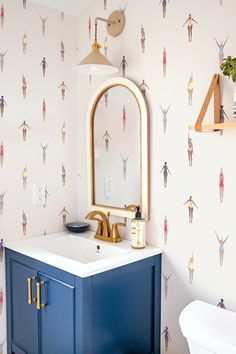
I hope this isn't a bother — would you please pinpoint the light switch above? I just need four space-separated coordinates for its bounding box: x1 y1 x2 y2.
33 183 46 206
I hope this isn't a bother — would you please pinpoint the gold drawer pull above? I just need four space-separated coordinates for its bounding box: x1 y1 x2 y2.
36 281 46 310
27 276 36 305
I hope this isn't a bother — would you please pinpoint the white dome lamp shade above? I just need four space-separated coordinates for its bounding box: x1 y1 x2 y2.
73 9 126 76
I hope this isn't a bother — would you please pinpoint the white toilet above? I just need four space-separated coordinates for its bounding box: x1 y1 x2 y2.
179 300 236 354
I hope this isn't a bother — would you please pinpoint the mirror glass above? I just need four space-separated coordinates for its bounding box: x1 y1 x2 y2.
93 85 140 209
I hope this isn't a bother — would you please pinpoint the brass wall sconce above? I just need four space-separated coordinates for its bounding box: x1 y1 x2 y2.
73 9 126 75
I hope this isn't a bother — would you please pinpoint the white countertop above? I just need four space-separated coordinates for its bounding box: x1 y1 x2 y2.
4 231 162 278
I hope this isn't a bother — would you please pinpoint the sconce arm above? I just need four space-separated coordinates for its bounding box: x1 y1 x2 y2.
94 17 115 42
93 10 125 40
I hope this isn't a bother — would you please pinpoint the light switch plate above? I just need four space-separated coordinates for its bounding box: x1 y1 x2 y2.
33 183 46 206
105 177 114 199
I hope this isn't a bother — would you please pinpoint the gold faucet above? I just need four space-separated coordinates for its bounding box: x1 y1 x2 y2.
85 210 125 243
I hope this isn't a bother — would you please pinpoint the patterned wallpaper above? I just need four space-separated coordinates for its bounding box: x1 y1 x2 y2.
1 0 236 353
0 0 78 349
76 0 236 353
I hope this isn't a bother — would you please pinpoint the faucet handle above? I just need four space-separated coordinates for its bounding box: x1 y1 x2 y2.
88 217 103 237
111 223 125 243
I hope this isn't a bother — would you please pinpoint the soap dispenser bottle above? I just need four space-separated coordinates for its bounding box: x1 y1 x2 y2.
131 206 146 249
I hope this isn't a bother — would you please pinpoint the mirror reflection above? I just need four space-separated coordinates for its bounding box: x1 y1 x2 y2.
93 85 140 209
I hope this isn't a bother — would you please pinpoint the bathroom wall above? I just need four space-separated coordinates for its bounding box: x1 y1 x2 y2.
76 0 236 353
0 0 78 348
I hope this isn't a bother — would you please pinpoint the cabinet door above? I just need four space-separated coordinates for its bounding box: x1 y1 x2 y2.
38 273 75 354
11 260 38 354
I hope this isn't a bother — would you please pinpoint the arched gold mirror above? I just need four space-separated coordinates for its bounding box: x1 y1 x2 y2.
87 77 149 220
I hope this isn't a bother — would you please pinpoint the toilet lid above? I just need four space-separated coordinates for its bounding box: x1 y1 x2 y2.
179 301 236 354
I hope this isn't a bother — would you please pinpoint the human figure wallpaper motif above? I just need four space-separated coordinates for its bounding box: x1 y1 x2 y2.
0 0 236 353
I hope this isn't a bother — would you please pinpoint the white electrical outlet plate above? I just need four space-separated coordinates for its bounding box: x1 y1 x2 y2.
33 183 46 206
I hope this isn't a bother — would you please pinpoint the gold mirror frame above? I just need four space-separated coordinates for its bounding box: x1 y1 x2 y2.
87 77 150 220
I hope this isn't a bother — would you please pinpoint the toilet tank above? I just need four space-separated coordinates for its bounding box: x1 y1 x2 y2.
179 301 236 354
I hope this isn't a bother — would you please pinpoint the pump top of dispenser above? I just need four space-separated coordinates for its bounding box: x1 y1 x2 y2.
135 206 142 219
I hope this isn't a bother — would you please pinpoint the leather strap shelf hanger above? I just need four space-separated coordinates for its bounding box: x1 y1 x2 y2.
189 73 236 132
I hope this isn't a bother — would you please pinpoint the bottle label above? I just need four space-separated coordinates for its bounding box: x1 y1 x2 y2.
131 221 146 248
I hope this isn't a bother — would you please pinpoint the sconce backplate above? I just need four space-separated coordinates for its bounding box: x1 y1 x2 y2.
107 10 125 37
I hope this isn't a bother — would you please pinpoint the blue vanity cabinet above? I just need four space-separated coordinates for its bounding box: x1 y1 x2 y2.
9 260 38 354
6 248 161 354
75 254 162 354
38 272 75 354
6 249 76 354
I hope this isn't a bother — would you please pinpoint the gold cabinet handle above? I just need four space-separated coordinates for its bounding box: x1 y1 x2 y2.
27 276 36 305
36 281 46 310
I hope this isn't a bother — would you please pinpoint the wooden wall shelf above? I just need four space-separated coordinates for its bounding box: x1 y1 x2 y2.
188 122 236 131
188 73 236 132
